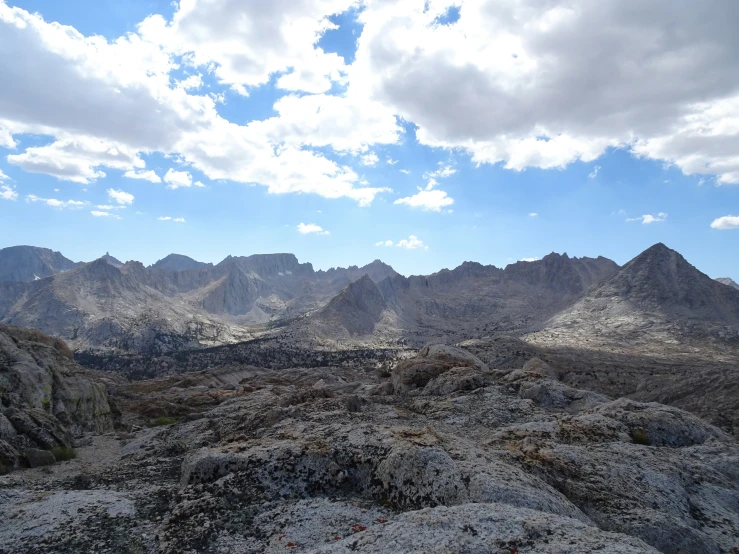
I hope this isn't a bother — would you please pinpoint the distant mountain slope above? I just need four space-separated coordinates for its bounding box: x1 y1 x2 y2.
526 243 739 354
1 259 252 354
0 245 79 282
150 254 213 272
372 253 619 345
717 277 739 290
315 275 389 336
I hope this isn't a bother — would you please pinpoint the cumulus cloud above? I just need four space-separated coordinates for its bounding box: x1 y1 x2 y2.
297 222 329 235
375 240 394 246
710 215 739 229
396 235 427 250
529 212 538 217
353 1 739 183
400 169 411 174
360 152 379 166
157 216 185 222
589 165 601 179
519 257 541 262
138 0 354 95
394 187 454 212
25 194 88 209
163 168 193 189
627 212 668 224
124 169 161 183
5 0 739 219
107 188 134 205
1 184 17 200
424 165 456 179
91 210 121 219
0 3 397 206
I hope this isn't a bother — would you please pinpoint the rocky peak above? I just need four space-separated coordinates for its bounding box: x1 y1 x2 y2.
0 245 79 282
591 243 739 319
716 277 739 290
100 252 123 267
149 254 212 272
219 253 314 279
504 252 619 294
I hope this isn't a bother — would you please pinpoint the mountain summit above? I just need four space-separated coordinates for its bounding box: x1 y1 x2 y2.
0 245 78 282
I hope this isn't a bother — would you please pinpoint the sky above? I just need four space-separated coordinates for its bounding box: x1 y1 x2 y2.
0 0 738 279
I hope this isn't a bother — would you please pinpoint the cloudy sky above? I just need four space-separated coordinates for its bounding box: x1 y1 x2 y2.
0 0 738 277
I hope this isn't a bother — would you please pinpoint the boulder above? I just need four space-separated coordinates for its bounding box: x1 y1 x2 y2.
392 344 487 394
25 448 55 468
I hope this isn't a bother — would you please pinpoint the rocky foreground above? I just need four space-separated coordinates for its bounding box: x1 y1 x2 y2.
1 332 738 553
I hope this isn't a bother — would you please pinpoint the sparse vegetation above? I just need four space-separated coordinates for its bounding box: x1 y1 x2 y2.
147 416 178 427
51 446 77 461
630 428 651 446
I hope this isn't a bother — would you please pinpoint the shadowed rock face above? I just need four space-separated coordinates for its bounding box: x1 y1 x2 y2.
0 246 79 282
0 325 114 469
318 275 388 336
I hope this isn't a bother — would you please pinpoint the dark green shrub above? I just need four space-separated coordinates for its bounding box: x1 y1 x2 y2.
51 447 77 462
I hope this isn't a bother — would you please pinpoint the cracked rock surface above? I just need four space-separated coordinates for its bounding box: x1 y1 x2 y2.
1 342 738 553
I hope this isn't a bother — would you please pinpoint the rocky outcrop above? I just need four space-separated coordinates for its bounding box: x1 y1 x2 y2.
392 343 488 394
1 344 737 553
0 325 115 470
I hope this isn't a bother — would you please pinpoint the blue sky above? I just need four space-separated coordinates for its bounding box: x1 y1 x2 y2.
0 0 738 278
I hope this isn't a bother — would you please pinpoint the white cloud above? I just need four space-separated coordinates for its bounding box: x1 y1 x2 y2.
400 169 411 174
0 169 9 181
95 204 125 210
710 215 739 229
387 158 397 165
297 222 329 235
394 188 454 212
107 188 134 205
0 4 396 206
424 165 456 179
91 210 121 219
25 194 87 209
6 0 739 217
124 169 161 183
194 180 206 188
352 1 739 183
396 235 427 250
519 257 541 262
529 212 538 217
360 152 379 166
375 240 394 247
1 184 17 200
163 168 193 189
589 165 601 179
138 0 355 95
627 212 668 224
157 216 186 222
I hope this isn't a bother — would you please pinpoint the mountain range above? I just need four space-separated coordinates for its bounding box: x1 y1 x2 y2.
0 245 629 354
